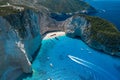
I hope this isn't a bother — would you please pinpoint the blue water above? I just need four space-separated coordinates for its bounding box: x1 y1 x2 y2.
22 33 120 80
20 1 120 79
85 0 120 30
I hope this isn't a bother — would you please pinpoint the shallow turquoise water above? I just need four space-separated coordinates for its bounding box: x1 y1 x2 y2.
23 35 120 80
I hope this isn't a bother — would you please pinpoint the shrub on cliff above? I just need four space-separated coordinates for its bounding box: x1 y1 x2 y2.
85 15 120 53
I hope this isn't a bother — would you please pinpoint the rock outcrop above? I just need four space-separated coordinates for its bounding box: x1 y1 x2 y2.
3 0 96 21
39 12 64 36
1 1 120 80
36 0 96 21
0 3 66 79
0 8 41 79
63 15 120 56
64 15 90 39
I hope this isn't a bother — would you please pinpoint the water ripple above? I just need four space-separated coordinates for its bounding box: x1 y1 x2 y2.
68 55 118 80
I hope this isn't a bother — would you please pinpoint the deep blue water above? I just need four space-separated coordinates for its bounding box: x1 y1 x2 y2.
21 1 120 80
51 1 120 30
22 32 120 80
85 0 120 30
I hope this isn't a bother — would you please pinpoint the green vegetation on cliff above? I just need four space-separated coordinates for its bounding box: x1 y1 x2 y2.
0 2 21 15
0 2 37 16
83 15 120 52
0 6 20 16
37 0 96 13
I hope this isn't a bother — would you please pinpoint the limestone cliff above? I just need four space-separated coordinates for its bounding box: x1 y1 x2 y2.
1 1 119 80
0 6 41 79
2 0 96 21
39 12 64 36
0 3 64 79
37 0 96 21
64 15 120 56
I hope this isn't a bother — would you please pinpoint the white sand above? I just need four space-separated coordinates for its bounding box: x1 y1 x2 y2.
26 31 120 80
43 32 65 40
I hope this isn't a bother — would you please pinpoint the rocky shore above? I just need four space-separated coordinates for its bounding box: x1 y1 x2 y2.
63 15 120 56
0 0 120 80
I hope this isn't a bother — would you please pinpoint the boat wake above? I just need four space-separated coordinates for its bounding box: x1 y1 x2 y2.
68 55 117 80
99 9 106 13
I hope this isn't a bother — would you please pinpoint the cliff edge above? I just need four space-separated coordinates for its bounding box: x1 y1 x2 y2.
64 15 120 56
0 4 41 80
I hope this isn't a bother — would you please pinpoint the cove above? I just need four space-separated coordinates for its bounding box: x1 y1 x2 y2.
21 32 120 80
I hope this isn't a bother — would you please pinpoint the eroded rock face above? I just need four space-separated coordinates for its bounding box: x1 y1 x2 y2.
0 9 41 79
64 16 90 40
0 4 65 79
63 15 120 56
0 2 119 80
39 12 64 36
64 16 101 51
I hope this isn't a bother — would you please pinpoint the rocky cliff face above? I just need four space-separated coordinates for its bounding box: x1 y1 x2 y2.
39 12 64 36
0 2 66 79
0 9 41 80
2 0 96 21
37 0 96 21
1 1 120 80
64 16 90 39
63 15 120 56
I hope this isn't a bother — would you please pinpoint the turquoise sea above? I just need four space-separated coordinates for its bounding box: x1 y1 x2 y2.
21 32 120 80
21 1 120 80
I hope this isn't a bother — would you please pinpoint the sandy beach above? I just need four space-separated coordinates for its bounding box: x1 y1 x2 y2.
43 32 65 40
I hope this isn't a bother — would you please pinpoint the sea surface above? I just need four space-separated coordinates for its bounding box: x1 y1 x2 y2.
20 1 120 80
21 32 120 80
85 0 120 30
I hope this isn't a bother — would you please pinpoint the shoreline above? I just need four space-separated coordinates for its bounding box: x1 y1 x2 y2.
43 31 65 40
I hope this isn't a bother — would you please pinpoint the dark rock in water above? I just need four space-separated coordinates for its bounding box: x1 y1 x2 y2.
55 37 59 40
